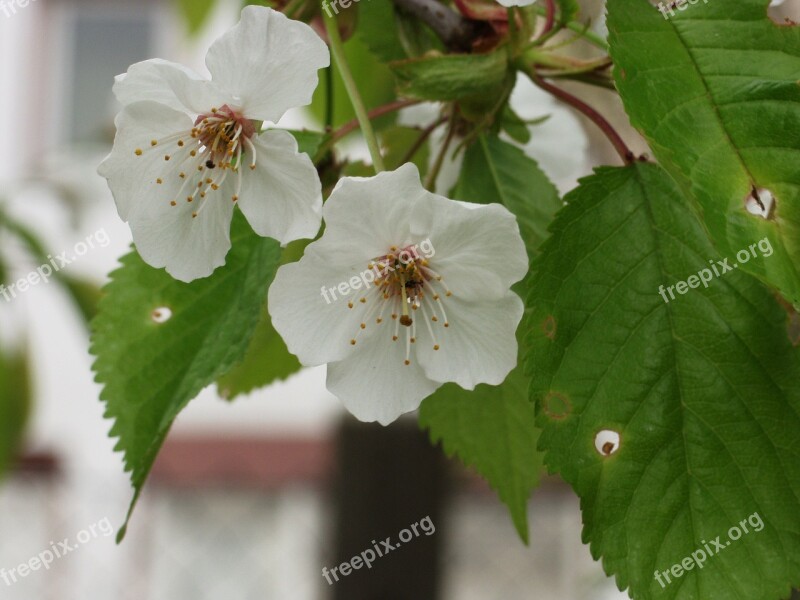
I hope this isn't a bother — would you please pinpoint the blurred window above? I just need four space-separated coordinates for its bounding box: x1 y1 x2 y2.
55 5 159 144
68 13 152 143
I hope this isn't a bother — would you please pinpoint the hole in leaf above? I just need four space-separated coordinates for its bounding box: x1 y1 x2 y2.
767 0 796 26
745 187 775 219
595 430 620 456
543 392 571 420
151 307 172 324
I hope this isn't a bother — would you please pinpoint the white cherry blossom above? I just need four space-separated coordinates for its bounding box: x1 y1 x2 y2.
98 7 329 282
268 164 528 425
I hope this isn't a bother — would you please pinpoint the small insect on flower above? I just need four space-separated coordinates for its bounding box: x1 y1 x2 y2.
268 164 529 425
98 7 329 282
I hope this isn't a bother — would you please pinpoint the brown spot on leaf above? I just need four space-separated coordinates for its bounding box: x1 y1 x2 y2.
543 392 572 420
542 315 557 340
775 293 800 346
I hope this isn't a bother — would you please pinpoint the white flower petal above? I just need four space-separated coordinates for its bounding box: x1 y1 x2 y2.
412 197 528 300
113 59 232 115
314 164 427 267
205 7 329 123
129 181 236 283
238 130 322 245
98 101 237 281
268 255 382 366
495 0 536 5
266 163 528 425
99 101 194 222
327 331 441 425
416 292 523 389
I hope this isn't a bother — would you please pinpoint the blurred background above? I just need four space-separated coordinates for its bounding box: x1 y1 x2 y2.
0 0 796 599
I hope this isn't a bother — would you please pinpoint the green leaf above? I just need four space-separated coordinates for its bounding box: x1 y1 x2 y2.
554 0 579 24
390 49 510 102
0 348 31 478
418 134 559 542
176 0 217 35
608 0 800 304
526 163 800 600
310 35 397 129
381 125 431 174
91 212 280 541
454 135 561 261
285 129 326 158
500 106 532 145
395 10 446 58
241 0 276 8
420 368 542 543
217 307 301 401
341 160 376 178
356 0 406 62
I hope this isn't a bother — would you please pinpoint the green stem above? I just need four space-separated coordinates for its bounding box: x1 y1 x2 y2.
522 48 605 71
507 7 519 47
325 65 335 131
284 0 307 18
548 71 617 91
531 5 608 51
322 10 386 173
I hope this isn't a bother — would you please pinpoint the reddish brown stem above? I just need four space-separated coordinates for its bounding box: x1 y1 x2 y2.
398 116 448 167
330 99 420 144
541 0 556 38
528 70 634 165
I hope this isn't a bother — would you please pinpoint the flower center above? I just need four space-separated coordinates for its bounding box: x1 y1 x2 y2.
133 104 259 219
192 105 257 168
348 244 452 366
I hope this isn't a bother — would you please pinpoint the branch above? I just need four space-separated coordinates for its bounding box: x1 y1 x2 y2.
390 0 483 52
